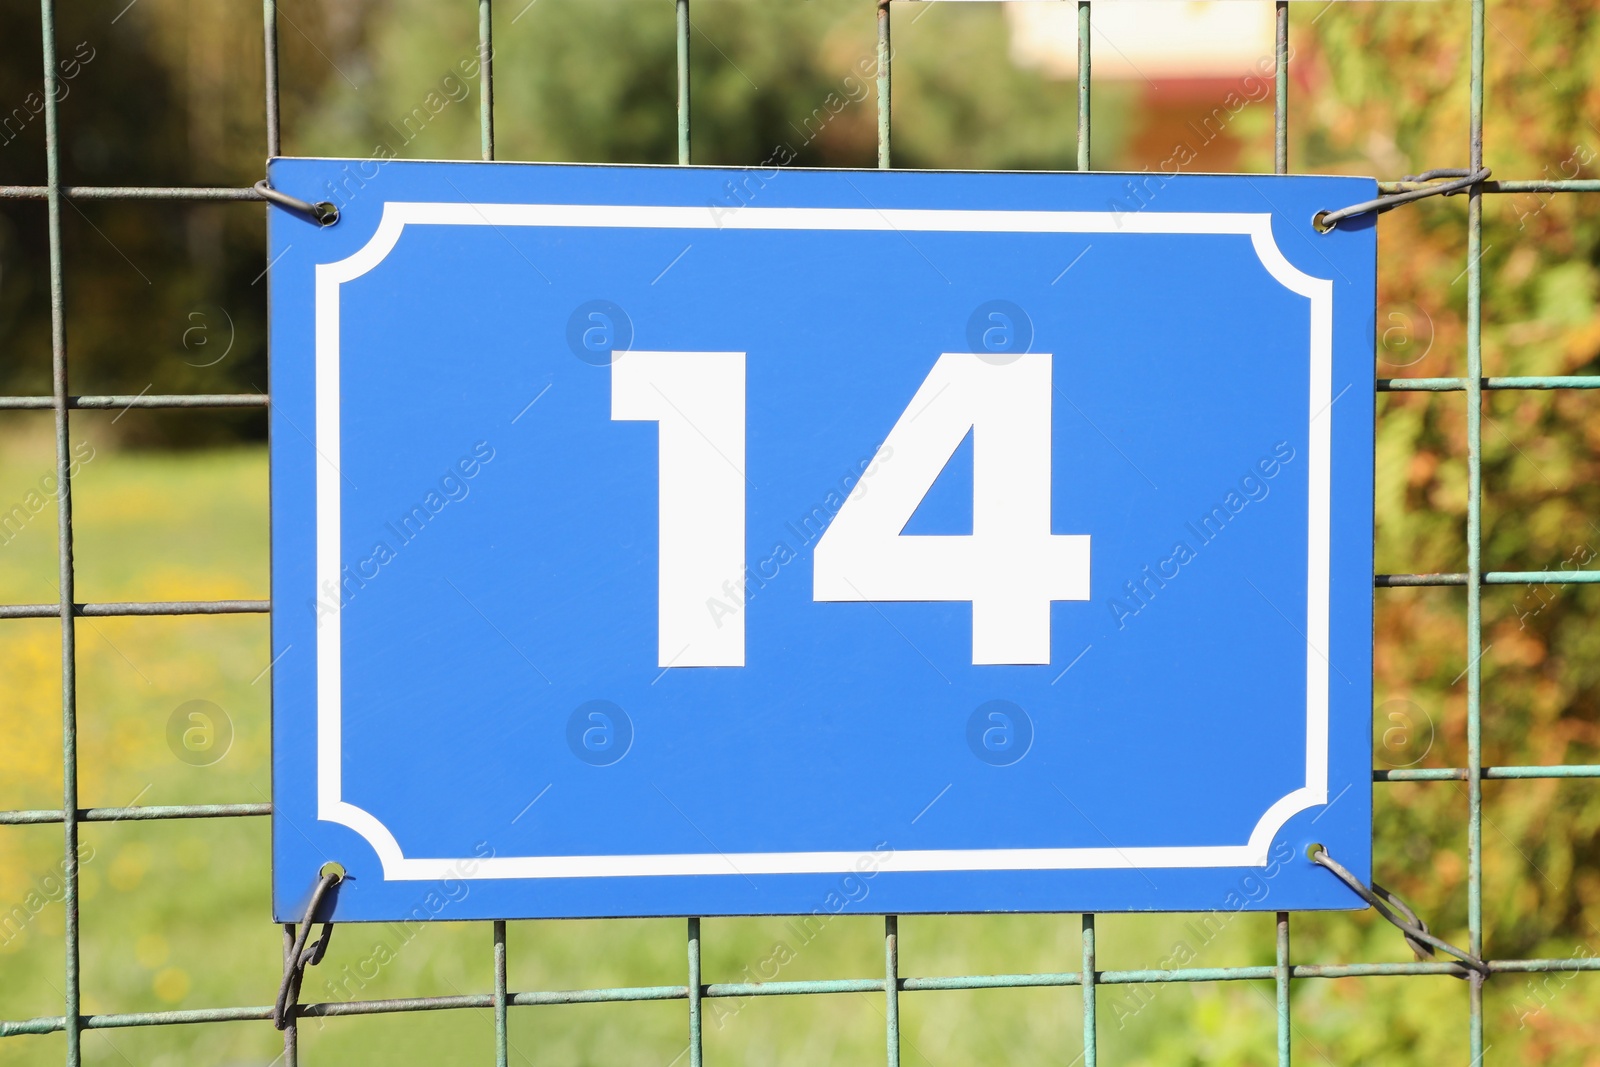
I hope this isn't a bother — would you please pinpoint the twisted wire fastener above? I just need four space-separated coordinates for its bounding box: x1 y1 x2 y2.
1313 167 1491 233
1310 845 1488 979
273 862 345 1030
254 179 339 227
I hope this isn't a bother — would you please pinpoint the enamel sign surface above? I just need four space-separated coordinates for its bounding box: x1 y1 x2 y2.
266 159 1375 920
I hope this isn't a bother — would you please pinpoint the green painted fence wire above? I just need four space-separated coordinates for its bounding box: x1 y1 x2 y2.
0 1 1596 1065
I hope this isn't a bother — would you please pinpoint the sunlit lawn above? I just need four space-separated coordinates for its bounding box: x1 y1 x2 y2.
0 427 1581 1066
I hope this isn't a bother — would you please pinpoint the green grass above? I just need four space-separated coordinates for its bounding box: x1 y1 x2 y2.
0 433 1591 1066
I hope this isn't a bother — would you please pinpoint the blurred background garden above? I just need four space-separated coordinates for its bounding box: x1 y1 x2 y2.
2 0 1600 1063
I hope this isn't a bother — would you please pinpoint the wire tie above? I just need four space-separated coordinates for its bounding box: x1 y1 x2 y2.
1309 845 1489 979
273 862 346 1030
1313 166 1490 233
254 178 340 227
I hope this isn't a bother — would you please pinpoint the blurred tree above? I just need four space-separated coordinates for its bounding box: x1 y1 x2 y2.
294 0 1119 170
0 0 374 444
1252 3 1600 1061
0 0 1120 446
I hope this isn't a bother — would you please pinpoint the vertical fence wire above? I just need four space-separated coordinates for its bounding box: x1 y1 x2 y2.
1465 0 1488 1060
874 8 895 1058
687 918 703 1067
282 925 299 1067
1274 16 1290 1062
884 916 901 1067
493 921 508 1067
676 10 697 1061
481 6 503 1057
876 0 891 169
676 0 691 165
263 3 289 1062
1081 914 1097 1067
1274 1 1288 175
479 0 495 161
1076 1 1091 171
263 0 280 156
1276 912 1291 1066
36 0 81 1064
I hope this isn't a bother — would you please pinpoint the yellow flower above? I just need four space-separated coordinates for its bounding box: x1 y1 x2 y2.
152 966 190 1004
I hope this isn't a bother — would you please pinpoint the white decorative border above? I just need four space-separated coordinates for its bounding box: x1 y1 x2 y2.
313 202 1333 880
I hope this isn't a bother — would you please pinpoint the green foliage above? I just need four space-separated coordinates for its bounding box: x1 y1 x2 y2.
1299 1 1600 1060
3 0 1600 1062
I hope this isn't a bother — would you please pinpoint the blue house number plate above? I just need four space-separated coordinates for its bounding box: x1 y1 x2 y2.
266 158 1376 920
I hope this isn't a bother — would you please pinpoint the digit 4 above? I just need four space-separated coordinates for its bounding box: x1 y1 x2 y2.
814 352 1090 665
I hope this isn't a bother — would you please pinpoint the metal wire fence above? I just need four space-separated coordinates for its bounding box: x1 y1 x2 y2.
2 0 1599 1064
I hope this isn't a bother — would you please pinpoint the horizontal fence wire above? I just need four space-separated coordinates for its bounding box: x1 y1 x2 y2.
0 804 272 826
0 601 270 619
0 0 1594 1064
1377 572 1600 586
1379 376 1600 390
0 186 265 200
7 956 1600 1039
1 181 1594 203
0 395 267 409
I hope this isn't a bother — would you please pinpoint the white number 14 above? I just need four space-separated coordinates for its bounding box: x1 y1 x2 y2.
612 350 1090 668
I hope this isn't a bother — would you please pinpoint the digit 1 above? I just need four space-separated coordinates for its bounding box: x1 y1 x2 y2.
611 351 747 668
